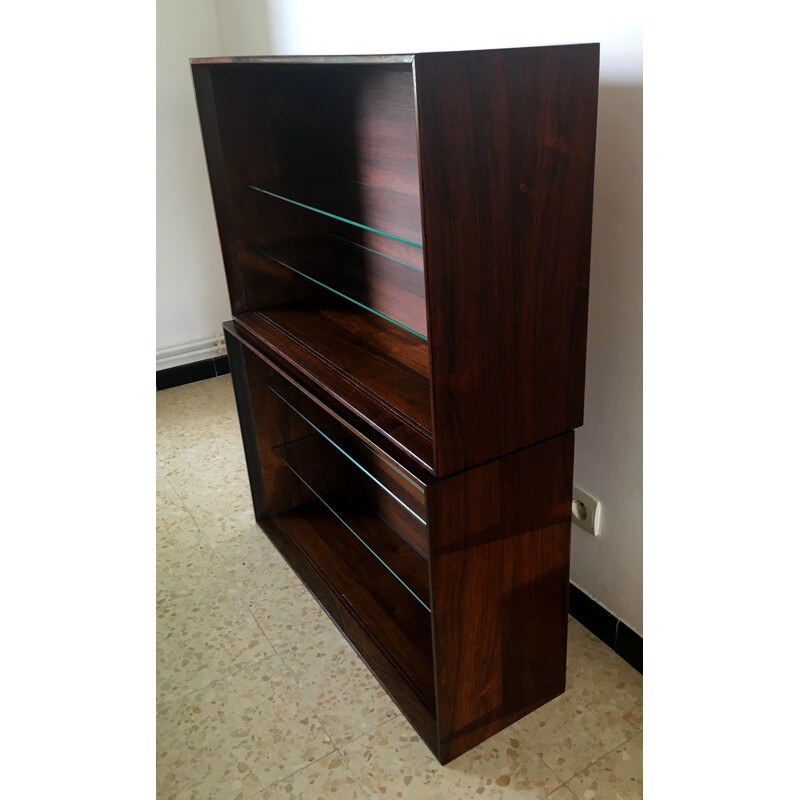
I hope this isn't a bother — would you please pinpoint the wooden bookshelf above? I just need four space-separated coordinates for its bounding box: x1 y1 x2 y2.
193 45 599 763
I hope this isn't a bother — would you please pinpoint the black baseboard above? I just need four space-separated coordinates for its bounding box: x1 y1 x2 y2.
569 584 642 674
156 355 230 391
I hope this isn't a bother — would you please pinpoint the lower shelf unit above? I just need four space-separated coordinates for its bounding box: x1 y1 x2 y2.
224 320 575 764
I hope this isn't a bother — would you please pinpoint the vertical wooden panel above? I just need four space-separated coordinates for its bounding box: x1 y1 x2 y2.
193 66 247 314
224 327 269 517
427 432 574 762
415 45 599 475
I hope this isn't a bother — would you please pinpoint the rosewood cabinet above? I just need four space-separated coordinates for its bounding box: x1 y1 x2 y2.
192 44 599 763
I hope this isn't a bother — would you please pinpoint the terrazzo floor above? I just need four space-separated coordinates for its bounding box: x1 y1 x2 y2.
156 375 643 800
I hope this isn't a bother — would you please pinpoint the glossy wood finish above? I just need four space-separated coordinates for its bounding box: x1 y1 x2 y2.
427 431 574 762
224 319 434 478
198 47 599 764
231 309 434 470
416 45 599 474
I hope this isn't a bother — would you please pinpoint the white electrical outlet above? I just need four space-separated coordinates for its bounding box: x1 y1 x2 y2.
572 486 600 536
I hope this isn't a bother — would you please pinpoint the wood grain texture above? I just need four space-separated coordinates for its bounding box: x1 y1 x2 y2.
225 318 435 477
230 310 435 471
426 431 575 762
415 45 599 475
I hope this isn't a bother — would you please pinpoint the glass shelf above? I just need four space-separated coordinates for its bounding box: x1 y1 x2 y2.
274 434 431 610
266 378 427 526
248 177 423 248
255 235 427 340
272 498 435 708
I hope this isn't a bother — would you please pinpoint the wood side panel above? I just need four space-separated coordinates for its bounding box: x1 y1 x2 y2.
415 45 599 475
224 329 269 517
426 432 574 763
193 67 247 314
225 322 318 514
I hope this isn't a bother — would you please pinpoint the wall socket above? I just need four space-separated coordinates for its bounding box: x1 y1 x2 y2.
572 486 600 536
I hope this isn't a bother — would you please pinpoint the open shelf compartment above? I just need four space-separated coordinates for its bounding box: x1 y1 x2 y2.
233 346 436 718
266 376 428 532
267 498 437 734
254 234 426 339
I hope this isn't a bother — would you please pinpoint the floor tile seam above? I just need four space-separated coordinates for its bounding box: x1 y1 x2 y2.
544 784 577 799
156 654 280 715
339 743 373 799
329 708 402 753
244 744 348 800
259 645 345 759
271 632 405 751
507 719 622 787
505 733 565 789
164 474 198 522
336 714 401 756
156 609 278 667
558 726 643 786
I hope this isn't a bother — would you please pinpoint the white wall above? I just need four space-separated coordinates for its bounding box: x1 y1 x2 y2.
157 0 231 362
172 0 644 634
213 0 270 54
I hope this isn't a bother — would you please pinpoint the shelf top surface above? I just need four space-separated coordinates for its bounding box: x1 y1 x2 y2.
191 54 415 65
190 44 599 66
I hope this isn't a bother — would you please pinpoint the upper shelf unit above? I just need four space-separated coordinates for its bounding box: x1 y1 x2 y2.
192 46 600 476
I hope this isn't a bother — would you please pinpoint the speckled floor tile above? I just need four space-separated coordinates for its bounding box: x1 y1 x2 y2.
201 375 237 416
202 509 286 575
233 559 335 653
157 580 275 705
168 462 253 527
282 622 398 748
567 733 642 800
157 533 229 591
157 381 643 800
258 753 369 799
157 657 335 799
157 385 223 433
157 425 245 478
512 620 642 783
342 715 561 799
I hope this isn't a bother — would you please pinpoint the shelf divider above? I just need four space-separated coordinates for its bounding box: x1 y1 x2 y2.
255 235 427 339
274 434 431 608
249 177 423 248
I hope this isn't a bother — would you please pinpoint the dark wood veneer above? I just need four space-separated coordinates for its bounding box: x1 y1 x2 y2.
416 45 599 474
196 46 599 763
